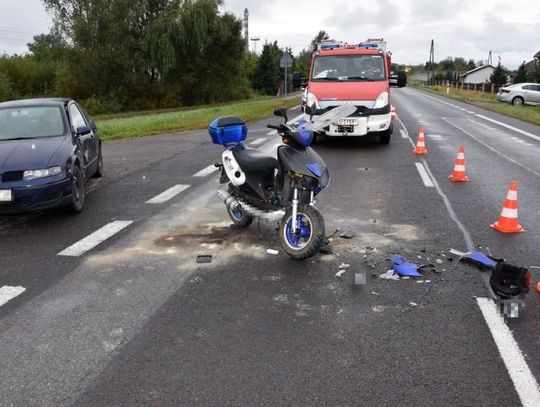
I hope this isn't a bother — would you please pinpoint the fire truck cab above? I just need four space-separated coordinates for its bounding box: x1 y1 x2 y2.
303 38 393 144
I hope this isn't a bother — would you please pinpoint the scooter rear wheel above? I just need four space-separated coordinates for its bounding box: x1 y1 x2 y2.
227 203 253 228
280 206 325 260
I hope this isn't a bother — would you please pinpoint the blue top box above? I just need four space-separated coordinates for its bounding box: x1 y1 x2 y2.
208 116 247 145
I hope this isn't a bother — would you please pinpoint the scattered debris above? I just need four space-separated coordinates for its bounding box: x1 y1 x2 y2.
449 248 467 257
339 263 350 269
436 259 444 264
370 219 377 224
266 249 279 255
354 271 367 285
490 262 531 298
383 232 398 237
196 255 212 264
460 251 498 270
335 269 347 278
416 280 431 284
392 254 422 277
319 243 334 255
371 291 380 295
447 257 454 262
326 228 340 240
379 270 400 280
339 231 357 239
530 266 540 270
409 302 418 307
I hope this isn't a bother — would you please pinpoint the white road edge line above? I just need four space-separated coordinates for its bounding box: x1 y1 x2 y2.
442 117 540 179
146 184 190 204
398 116 475 252
58 221 134 257
415 162 435 188
477 298 540 407
193 164 218 177
0 286 26 307
419 91 540 142
399 129 408 139
475 114 540 142
249 138 266 146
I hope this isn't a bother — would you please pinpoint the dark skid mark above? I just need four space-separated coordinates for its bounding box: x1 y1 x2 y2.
154 225 244 247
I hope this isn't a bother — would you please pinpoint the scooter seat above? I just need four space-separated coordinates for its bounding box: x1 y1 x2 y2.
233 148 279 172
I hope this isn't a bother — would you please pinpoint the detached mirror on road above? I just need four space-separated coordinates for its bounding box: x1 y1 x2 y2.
76 126 91 136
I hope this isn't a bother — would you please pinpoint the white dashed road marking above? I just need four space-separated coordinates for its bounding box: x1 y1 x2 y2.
193 164 218 177
146 184 190 204
58 221 134 257
0 286 26 307
477 298 540 407
249 138 266 146
400 129 408 139
415 162 435 188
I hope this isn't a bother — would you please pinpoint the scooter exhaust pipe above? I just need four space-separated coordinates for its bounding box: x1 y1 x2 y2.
217 189 285 222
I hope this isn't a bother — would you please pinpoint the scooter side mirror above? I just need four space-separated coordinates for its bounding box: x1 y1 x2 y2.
305 103 316 121
274 107 289 123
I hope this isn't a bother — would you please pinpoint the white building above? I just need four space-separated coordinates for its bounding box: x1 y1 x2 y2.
460 65 495 84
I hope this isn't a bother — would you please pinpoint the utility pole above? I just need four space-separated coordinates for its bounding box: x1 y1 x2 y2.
428 39 435 85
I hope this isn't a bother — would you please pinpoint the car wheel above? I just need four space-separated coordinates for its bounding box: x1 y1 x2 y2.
93 146 104 178
511 96 524 105
70 165 85 213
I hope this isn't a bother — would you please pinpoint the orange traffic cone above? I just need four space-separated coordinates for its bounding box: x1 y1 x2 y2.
449 146 469 182
413 128 427 154
391 105 398 121
536 281 540 294
490 181 525 233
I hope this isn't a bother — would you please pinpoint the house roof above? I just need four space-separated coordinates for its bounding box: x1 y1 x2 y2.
535 50 540 59
460 64 495 77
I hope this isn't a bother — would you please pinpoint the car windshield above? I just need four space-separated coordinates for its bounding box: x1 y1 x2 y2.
0 106 65 141
311 55 386 81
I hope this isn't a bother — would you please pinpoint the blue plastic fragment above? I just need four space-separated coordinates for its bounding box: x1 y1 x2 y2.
391 254 422 277
461 252 497 269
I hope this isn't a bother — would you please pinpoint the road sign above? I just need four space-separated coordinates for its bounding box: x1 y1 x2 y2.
280 53 293 68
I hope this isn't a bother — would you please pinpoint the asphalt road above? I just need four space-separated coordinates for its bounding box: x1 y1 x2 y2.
1 88 539 406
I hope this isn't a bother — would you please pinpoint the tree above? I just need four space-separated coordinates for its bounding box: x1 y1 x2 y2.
514 62 528 83
490 62 507 87
467 59 476 70
310 30 329 53
252 42 280 95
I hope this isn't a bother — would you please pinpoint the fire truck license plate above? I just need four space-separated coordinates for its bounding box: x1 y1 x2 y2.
337 118 358 126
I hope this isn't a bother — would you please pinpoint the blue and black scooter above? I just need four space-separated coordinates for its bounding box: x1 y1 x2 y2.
209 104 355 260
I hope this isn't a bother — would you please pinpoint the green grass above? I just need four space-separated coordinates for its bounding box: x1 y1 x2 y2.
410 83 540 126
96 96 300 141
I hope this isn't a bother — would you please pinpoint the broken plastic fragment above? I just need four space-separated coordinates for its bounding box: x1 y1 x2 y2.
449 248 467 257
391 254 422 277
339 231 356 239
266 249 279 255
379 270 400 280
335 269 347 278
339 263 350 269
461 251 497 269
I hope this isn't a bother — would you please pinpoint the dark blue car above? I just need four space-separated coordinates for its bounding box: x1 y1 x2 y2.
0 98 103 214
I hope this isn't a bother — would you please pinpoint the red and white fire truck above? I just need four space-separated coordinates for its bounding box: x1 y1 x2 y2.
301 38 393 144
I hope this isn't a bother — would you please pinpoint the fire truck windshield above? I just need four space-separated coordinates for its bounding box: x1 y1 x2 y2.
311 55 386 81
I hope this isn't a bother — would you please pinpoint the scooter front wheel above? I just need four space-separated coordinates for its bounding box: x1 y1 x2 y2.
227 202 253 228
280 206 325 260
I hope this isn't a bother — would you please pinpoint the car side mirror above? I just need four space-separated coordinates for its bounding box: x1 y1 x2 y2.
273 107 289 122
76 126 91 136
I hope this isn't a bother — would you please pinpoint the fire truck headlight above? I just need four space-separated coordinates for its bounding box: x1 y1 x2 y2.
374 91 389 109
306 93 320 109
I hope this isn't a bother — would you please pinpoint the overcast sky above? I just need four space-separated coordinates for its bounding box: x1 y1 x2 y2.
1 0 539 69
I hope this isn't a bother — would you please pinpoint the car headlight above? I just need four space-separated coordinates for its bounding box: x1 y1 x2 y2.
374 91 389 109
306 93 320 109
23 166 62 180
